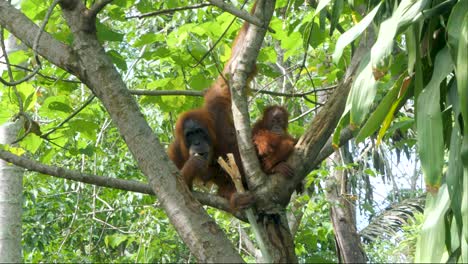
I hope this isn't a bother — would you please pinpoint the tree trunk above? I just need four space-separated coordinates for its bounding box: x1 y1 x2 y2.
326 150 367 263
0 120 24 262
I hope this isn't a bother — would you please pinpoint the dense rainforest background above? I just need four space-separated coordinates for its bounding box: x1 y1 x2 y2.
0 0 466 262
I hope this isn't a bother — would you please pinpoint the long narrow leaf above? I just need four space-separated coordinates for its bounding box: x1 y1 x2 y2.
332 2 382 63
376 76 411 145
417 47 452 191
330 0 344 36
355 74 403 142
456 15 468 163
405 24 418 74
371 0 428 66
314 0 332 16
446 0 468 63
346 52 377 126
462 163 468 263
332 111 349 148
415 185 450 262
446 81 463 245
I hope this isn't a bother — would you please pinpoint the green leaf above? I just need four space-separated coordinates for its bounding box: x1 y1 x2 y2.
281 32 303 60
333 2 381 63
189 73 213 90
104 234 128 249
332 111 349 148
405 24 417 74
96 22 124 42
416 47 452 191
42 96 73 114
16 83 36 111
329 0 344 36
304 22 327 49
107 50 127 71
20 133 42 154
276 0 288 9
69 119 99 141
133 33 162 47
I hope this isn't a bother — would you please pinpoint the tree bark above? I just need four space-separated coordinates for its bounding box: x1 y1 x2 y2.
326 150 367 263
0 120 23 263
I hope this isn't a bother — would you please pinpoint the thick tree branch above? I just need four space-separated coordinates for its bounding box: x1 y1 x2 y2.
23 0 244 261
0 1 79 75
0 148 247 221
228 0 275 191
225 1 298 262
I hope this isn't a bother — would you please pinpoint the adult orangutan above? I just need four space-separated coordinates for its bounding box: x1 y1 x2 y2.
167 2 258 210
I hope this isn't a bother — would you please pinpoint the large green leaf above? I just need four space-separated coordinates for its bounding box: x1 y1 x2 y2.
371 0 429 67
415 184 450 263
456 20 468 260
446 82 463 248
346 0 428 127
446 0 468 63
416 47 452 191
329 0 344 36
456 14 468 167
376 75 411 145
462 164 468 263
404 23 420 75
332 2 382 63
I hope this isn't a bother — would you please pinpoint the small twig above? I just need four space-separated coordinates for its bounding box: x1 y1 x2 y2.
189 15 238 68
41 95 96 139
0 148 245 219
217 154 272 263
253 86 336 98
289 105 321 123
126 3 212 19
189 0 249 69
293 20 314 86
208 0 274 32
0 27 23 112
0 61 80 83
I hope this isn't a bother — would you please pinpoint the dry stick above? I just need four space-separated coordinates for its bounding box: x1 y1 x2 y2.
217 154 272 263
